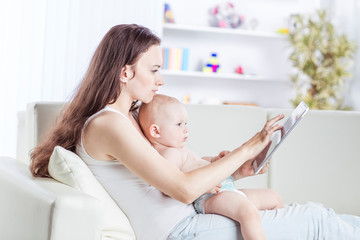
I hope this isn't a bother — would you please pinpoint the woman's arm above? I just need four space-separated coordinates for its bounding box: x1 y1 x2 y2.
88 111 284 204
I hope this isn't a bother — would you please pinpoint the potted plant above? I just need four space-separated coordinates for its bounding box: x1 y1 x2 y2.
288 10 356 110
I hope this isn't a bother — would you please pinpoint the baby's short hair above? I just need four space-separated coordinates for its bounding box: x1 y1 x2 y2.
138 94 180 132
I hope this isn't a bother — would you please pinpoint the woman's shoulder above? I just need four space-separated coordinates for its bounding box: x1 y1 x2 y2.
85 109 134 141
89 109 131 129
83 109 141 160
91 111 136 143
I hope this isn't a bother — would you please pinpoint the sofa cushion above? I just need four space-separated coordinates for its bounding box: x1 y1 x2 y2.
48 146 136 240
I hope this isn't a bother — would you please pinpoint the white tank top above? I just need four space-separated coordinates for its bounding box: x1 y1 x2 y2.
76 106 195 240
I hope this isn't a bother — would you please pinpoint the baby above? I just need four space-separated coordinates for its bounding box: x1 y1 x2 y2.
138 94 284 240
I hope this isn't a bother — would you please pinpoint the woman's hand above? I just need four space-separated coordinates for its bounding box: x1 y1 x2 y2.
242 114 284 159
237 143 271 176
235 153 272 179
232 114 284 180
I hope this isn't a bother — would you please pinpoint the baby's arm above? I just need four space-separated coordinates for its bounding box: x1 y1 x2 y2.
161 147 221 194
202 150 230 163
159 147 210 173
182 149 223 194
181 148 211 173
159 147 186 170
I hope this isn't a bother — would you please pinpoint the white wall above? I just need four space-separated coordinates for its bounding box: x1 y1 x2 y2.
0 0 162 158
1 0 359 158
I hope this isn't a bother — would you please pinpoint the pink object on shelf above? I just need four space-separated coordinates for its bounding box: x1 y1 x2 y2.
235 66 243 74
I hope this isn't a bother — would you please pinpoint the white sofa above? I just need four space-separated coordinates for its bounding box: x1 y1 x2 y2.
1 102 360 240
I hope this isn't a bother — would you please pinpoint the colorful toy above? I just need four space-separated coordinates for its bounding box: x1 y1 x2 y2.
209 2 244 29
276 28 289 34
164 3 175 23
203 53 220 73
183 94 190 104
235 65 244 74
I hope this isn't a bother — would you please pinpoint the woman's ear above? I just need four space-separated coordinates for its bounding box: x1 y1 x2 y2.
120 65 134 83
149 124 160 138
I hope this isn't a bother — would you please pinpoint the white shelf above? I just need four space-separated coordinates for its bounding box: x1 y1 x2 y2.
163 23 286 39
161 70 290 84
161 19 292 107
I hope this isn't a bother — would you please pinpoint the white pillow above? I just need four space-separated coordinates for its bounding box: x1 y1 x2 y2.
48 146 136 240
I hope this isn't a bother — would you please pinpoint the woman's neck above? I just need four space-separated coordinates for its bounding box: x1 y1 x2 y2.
108 92 134 116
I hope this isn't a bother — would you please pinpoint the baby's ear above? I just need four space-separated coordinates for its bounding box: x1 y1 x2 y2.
149 124 160 138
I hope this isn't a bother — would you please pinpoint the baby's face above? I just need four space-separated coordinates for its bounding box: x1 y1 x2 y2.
158 103 188 148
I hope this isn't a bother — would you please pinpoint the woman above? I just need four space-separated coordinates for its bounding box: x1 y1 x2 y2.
30 24 360 240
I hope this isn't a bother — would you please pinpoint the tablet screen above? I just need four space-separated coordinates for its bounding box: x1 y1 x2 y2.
253 101 309 174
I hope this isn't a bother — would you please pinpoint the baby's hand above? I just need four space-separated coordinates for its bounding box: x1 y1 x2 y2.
208 183 222 194
211 150 230 162
217 150 230 158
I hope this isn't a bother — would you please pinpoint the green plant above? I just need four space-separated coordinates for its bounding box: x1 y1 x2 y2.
288 10 356 110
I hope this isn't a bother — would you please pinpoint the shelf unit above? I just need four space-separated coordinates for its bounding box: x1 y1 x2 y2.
160 22 293 108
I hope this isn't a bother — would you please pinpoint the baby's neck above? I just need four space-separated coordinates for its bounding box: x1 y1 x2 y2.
150 141 183 153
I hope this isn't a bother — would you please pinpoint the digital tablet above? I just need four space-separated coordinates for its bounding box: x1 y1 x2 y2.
253 101 309 174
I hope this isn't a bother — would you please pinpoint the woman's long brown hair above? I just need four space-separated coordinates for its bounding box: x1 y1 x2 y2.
30 24 160 177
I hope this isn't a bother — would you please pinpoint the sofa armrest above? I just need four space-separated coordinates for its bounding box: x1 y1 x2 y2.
25 102 65 165
0 157 104 240
16 111 28 165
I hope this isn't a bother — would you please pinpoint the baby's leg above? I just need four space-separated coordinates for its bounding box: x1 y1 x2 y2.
204 191 265 240
241 189 284 210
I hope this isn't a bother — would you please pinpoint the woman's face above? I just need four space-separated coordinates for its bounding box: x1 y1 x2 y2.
127 45 164 103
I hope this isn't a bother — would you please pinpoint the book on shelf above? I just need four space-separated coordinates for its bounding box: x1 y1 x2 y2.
162 47 189 71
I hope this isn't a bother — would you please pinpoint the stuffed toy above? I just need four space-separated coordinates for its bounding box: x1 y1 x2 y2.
209 2 243 28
